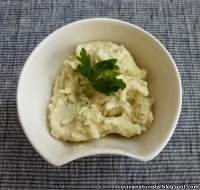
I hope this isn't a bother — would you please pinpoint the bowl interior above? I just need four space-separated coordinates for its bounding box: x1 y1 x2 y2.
17 19 181 166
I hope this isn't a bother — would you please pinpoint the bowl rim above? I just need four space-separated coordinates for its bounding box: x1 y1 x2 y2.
17 18 182 166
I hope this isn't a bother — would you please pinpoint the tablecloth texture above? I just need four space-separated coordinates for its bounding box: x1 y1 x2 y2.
0 0 200 189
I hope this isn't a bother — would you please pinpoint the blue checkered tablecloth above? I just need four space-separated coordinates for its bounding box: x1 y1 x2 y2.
0 0 200 189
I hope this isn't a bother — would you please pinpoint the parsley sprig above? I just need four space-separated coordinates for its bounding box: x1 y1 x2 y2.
75 48 126 95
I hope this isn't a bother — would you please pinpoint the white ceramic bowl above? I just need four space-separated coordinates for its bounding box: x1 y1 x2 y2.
17 18 182 166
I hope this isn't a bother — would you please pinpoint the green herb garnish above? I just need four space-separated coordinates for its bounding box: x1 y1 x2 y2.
75 48 126 95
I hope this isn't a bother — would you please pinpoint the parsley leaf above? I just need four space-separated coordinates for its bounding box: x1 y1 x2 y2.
76 48 92 80
75 48 126 95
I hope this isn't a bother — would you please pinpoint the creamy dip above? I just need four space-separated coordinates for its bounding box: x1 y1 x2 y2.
48 41 153 142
